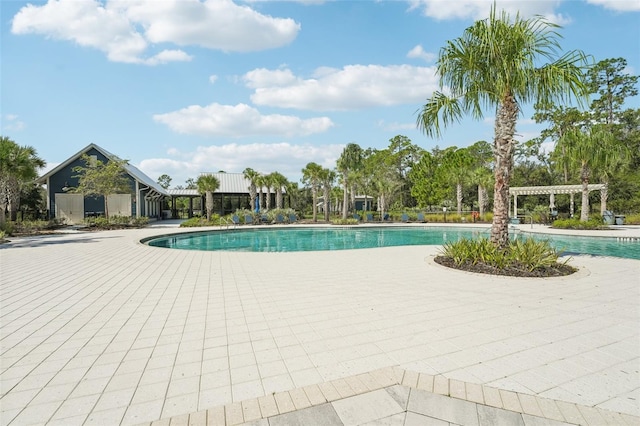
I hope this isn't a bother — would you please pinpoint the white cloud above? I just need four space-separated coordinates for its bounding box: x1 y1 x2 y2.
586 0 640 12
209 75 218 84
408 0 571 24
376 120 417 132
153 103 334 137
407 45 436 63
137 142 344 185
144 50 193 66
3 114 26 131
125 0 300 52
245 64 439 111
11 0 300 64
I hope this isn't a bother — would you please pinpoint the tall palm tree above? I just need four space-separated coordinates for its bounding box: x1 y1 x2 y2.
0 137 45 224
559 125 625 221
440 148 473 215
301 162 323 222
243 167 260 212
196 174 220 221
417 5 589 248
337 143 363 219
472 167 494 217
263 173 274 211
255 174 266 212
318 168 335 221
269 171 288 209
285 181 300 210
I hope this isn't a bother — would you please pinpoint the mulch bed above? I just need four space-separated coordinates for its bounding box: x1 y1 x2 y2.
434 256 577 277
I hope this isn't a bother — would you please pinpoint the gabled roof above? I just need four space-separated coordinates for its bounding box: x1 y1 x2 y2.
38 143 168 196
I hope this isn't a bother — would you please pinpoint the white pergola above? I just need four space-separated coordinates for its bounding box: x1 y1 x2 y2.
509 184 607 217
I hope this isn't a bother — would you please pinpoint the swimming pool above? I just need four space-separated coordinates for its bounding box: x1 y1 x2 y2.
145 227 640 259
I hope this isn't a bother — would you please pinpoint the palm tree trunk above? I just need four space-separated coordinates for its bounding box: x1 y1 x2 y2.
206 191 213 220
491 96 518 249
324 187 330 221
350 185 356 213
600 182 608 215
342 180 348 219
266 188 271 210
312 189 318 222
580 165 590 222
457 183 463 216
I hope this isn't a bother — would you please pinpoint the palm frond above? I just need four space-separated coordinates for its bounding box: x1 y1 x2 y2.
416 92 464 138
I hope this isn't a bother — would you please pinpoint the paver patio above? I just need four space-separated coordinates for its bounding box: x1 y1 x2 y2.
1 223 638 425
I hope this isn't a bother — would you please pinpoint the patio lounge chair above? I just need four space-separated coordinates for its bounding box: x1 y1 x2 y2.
366 213 374 222
353 213 361 221
417 213 425 222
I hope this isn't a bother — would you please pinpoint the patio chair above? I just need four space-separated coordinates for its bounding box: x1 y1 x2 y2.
366 213 374 222
288 214 297 224
275 214 285 224
244 214 254 225
231 214 240 225
401 213 409 223
417 213 426 223
353 213 361 221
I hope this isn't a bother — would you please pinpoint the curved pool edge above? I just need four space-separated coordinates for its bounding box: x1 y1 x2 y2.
140 224 640 259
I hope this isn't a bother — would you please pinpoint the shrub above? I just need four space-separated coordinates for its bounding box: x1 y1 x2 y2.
331 218 359 225
624 213 640 225
130 217 149 227
180 214 221 227
440 236 569 274
84 215 151 229
552 217 606 230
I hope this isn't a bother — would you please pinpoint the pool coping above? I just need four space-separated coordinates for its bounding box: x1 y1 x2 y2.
139 367 640 426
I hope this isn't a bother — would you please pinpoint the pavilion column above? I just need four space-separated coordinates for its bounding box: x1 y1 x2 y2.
135 181 141 217
570 193 575 217
188 197 193 218
513 194 518 218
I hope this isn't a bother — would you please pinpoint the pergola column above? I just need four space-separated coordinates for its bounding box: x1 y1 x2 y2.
513 194 518 218
570 193 575 217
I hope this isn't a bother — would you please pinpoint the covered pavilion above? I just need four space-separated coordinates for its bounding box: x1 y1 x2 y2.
509 184 607 218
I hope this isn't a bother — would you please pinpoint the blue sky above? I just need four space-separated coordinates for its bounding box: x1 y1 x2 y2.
2 0 639 187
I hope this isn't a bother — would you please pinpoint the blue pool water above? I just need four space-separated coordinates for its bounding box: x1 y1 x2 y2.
145 227 640 259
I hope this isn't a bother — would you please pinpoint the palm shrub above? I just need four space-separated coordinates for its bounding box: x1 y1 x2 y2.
440 236 571 275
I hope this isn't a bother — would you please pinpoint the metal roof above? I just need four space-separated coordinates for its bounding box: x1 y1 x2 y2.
38 143 168 196
166 173 286 196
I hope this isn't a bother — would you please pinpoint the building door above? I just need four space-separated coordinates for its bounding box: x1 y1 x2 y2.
106 194 132 217
55 193 84 224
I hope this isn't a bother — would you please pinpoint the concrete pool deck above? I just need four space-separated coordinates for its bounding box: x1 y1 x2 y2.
1 222 638 425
